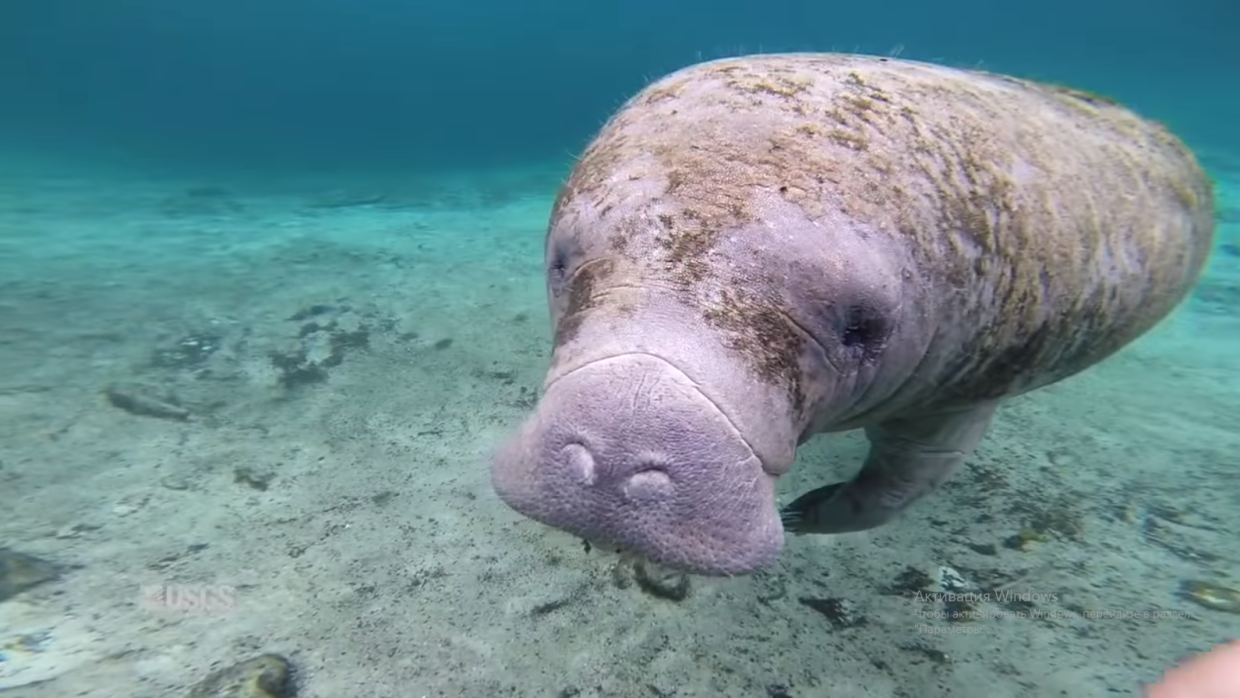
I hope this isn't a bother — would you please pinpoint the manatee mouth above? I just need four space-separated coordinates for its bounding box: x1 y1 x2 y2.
491 353 783 576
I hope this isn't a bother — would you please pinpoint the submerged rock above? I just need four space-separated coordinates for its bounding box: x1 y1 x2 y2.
104 383 191 421
609 552 691 601
187 653 295 698
1178 580 1240 614
0 548 60 603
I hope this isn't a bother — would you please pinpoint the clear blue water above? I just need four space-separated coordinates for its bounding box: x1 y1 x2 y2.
0 2 1236 697
2 0 1236 172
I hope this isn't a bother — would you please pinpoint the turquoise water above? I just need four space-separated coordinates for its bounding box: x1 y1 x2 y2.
0 2 1237 697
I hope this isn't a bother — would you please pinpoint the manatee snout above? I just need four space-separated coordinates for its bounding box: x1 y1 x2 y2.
491 353 783 576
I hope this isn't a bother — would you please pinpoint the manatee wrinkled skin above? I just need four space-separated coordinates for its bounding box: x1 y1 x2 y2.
491 53 1215 576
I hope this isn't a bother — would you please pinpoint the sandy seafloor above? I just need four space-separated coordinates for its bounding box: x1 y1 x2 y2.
0 151 1237 698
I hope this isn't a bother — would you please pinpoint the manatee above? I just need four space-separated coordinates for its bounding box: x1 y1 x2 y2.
490 53 1215 576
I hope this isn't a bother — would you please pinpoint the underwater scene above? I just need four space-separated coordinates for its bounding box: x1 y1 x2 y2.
0 1 1237 697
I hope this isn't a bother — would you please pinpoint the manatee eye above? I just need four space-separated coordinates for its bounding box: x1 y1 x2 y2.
548 248 570 297
840 304 888 350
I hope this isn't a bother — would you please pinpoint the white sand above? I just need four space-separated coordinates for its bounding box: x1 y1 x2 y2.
0 156 1237 698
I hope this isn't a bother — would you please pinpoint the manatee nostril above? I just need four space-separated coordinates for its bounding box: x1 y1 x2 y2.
559 443 596 485
624 469 674 503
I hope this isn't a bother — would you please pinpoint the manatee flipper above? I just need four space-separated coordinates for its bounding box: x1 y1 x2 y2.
781 402 999 534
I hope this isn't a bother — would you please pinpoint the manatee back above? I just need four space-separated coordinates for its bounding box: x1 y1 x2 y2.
566 53 1215 410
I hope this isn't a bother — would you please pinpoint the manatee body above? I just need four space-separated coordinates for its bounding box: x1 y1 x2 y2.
491 53 1215 576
